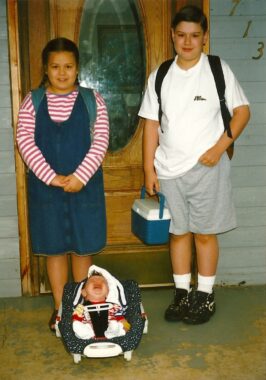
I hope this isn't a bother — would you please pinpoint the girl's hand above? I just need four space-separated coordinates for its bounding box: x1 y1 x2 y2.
62 174 84 193
198 145 223 167
50 175 67 187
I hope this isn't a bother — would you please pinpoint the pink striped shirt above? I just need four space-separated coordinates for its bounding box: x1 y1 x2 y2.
17 89 109 185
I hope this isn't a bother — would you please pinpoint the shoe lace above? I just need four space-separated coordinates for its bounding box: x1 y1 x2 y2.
189 291 211 313
173 289 188 306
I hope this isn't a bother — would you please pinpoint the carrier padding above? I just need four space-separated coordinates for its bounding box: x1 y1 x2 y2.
58 279 145 354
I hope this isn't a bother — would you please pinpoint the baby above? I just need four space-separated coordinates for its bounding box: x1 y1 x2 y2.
72 265 130 340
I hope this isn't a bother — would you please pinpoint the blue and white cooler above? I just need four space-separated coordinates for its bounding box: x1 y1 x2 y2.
131 187 171 245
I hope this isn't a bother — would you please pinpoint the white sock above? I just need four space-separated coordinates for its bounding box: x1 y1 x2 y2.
173 273 191 292
197 273 216 294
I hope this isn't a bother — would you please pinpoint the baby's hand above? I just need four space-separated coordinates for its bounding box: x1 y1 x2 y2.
73 304 85 317
120 318 131 332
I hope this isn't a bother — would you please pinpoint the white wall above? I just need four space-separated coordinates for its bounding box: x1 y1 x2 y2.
0 0 21 297
210 0 266 285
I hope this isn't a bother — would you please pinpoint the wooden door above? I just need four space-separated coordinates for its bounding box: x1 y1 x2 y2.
8 0 208 295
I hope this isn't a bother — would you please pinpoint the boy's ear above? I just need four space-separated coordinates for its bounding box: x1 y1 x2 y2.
203 31 209 46
171 27 175 41
81 288 87 297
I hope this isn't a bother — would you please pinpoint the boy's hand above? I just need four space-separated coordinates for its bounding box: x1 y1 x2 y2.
144 170 160 195
62 174 84 193
198 145 223 167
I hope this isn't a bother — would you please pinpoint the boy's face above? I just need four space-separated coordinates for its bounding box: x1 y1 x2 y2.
171 21 208 69
81 275 109 303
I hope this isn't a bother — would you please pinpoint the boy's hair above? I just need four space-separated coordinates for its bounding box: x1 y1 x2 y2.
39 37 79 87
171 5 208 33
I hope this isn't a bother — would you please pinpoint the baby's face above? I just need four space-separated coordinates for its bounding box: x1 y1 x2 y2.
82 275 109 302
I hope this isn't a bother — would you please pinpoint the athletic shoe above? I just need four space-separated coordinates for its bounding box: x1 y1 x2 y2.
164 288 190 322
183 290 216 325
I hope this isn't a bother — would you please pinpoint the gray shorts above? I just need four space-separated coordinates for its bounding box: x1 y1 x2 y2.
159 153 237 235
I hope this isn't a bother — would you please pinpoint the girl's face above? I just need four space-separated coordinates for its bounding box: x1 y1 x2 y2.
46 51 78 94
171 21 208 69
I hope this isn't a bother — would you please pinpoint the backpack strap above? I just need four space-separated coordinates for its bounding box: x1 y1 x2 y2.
207 55 232 139
31 87 46 115
208 55 234 159
155 59 174 126
78 86 97 128
31 86 97 139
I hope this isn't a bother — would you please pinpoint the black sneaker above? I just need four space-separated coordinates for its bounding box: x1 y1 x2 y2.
164 288 190 322
183 290 216 325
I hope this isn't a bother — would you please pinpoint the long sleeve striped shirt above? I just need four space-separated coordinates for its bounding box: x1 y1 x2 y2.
17 90 109 186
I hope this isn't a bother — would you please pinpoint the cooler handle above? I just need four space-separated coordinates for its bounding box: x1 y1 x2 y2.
140 186 166 219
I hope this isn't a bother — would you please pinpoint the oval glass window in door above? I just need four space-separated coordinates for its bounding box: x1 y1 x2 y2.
79 0 145 152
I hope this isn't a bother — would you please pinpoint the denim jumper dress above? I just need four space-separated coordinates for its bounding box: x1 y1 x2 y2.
28 92 106 255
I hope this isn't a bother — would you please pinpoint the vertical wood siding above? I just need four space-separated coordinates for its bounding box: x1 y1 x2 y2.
0 0 21 297
210 0 266 284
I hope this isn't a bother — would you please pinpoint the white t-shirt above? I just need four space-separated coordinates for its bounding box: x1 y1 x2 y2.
138 53 249 179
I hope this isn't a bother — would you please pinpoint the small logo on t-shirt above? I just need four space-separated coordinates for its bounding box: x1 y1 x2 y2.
194 96 206 101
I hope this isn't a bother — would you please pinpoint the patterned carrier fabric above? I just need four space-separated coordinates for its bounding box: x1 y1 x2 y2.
58 280 145 354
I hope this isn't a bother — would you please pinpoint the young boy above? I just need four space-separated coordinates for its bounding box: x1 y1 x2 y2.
138 5 250 324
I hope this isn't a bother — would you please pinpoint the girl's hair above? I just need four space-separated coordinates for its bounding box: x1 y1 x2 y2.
39 37 79 87
171 5 208 33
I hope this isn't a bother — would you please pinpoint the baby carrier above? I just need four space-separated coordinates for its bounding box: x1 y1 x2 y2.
55 271 148 363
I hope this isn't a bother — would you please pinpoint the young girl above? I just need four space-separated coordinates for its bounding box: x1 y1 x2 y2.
17 38 109 332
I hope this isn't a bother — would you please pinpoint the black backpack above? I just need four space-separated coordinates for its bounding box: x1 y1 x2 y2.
155 55 234 159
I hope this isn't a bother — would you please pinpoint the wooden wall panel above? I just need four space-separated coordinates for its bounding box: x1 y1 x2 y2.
104 167 143 191
0 279 21 297
27 0 50 89
218 247 266 285
0 196 18 217
49 0 84 41
232 166 266 187
237 124 266 146
233 187 266 208
211 0 266 285
232 146 266 166
105 192 142 244
0 108 11 126
211 39 266 60
0 151 15 173
210 0 266 16
0 238 19 259
0 129 13 150
0 217 19 238
7 0 31 296
0 174 17 195
0 0 21 292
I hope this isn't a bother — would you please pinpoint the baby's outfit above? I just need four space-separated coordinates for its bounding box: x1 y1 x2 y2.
72 265 128 340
